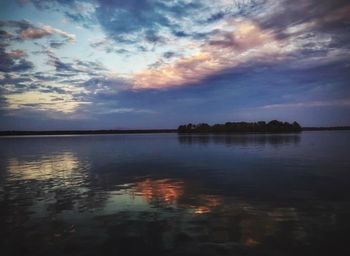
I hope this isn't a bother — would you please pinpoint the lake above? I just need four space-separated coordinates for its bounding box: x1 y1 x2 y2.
0 132 349 256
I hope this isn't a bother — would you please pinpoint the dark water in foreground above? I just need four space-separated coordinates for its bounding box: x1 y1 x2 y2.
0 132 349 256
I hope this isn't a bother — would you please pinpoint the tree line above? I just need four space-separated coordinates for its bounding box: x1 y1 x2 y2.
178 120 302 133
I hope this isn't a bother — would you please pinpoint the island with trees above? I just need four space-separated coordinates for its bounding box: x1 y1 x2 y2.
178 120 302 133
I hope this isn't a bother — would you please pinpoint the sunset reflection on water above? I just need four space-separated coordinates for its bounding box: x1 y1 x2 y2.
0 133 349 256
128 178 222 215
131 178 184 205
7 152 81 182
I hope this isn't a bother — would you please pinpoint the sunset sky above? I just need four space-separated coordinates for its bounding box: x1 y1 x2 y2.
0 0 349 130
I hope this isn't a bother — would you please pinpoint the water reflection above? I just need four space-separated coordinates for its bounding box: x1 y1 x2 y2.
187 194 222 214
7 152 81 183
96 178 307 254
128 178 222 214
131 179 184 206
0 133 349 256
178 133 301 146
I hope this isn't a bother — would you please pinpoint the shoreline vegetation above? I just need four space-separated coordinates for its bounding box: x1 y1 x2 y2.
0 121 349 136
178 120 302 133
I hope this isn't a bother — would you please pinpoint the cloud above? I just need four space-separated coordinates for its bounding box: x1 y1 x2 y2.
49 40 66 49
133 20 284 88
0 29 15 41
47 53 77 72
7 50 27 58
0 20 75 42
5 91 90 113
163 51 177 59
0 46 34 72
261 99 350 109
0 73 32 87
21 25 75 41
125 0 350 89
18 0 97 27
91 0 207 48
63 11 96 29
94 0 168 37
2 0 349 128
89 38 130 54
43 50 107 76
75 60 107 72
81 76 130 94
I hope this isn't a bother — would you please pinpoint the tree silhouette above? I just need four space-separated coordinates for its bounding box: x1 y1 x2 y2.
178 120 302 133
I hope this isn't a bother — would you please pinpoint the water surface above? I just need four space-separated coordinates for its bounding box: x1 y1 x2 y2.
1 132 350 255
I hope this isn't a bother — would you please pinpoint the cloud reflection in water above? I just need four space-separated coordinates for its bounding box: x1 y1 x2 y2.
0 133 349 255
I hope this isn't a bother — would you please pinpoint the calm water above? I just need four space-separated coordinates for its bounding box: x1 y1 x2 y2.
0 132 350 256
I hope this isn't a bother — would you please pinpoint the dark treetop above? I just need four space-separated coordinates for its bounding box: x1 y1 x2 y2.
178 120 302 133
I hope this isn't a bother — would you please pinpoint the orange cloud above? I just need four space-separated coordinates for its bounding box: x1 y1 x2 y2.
20 25 76 41
133 20 283 89
7 50 26 58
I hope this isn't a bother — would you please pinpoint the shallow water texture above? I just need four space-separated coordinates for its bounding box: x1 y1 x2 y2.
1 132 350 256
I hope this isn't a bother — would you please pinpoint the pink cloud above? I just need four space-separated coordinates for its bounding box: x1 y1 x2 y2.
133 20 284 89
20 25 75 41
7 50 27 58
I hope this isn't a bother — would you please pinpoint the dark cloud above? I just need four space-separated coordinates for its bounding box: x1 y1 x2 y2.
18 0 198 40
257 0 350 39
93 0 201 43
75 60 106 71
0 19 75 42
0 46 34 72
231 0 267 17
0 19 32 30
95 14 167 43
54 72 77 77
0 73 32 86
17 0 80 10
18 0 350 49
89 39 130 54
163 51 176 59
32 72 59 81
208 31 236 48
170 30 212 40
49 40 65 48
144 30 167 45
0 72 68 95
171 30 189 38
81 77 129 91
51 97 65 101
0 95 7 110
64 11 95 29
9 59 34 72
45 51 106 75
17 0 96 29
0 81 39 95
205 11 226 23
49 56 77 72
38 85 66 94
0 29 14 41
14 0 218 45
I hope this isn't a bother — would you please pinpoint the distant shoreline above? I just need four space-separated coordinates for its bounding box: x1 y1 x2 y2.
0 127 349 136
302 127 350 131
0 129 177 136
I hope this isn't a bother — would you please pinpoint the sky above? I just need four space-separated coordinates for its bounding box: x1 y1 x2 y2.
0 0 349 130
